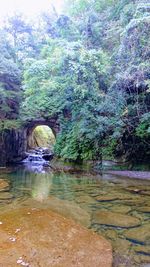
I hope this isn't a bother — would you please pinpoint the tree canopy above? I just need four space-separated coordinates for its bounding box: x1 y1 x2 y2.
0 0 150 163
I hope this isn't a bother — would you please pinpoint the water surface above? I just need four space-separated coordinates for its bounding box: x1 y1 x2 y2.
0 165 150 267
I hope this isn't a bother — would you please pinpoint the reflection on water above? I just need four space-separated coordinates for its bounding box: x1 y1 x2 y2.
22 162 48 173
0 166 150 267
32 174 52 201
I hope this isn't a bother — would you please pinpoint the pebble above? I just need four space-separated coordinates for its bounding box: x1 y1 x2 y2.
17 257 30 266
15 228 21 233
9 237 16 242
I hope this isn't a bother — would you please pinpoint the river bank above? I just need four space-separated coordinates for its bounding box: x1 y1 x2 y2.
104 170 150 180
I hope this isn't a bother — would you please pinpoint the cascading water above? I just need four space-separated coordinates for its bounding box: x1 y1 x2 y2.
22 147 54 172
23 153 46 163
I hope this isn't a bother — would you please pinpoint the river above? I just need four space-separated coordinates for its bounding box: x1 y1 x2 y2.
0 163 150 267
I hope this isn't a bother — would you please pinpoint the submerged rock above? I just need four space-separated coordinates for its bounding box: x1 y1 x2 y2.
0 192 13 200
134 254 150 265
96 196 119 202
0 179 9 192
42 153 54 161
135 206 150 213
108 205 132 214
126 186 150 196
0 208 112 267
104 229 118 240
124 224 150 245
43 197 91 228
75 195 96 204
92 211 141 228
134 245 150 256
95 193 135 202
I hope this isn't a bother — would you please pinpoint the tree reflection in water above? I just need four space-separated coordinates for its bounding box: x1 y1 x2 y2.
32 173 52 202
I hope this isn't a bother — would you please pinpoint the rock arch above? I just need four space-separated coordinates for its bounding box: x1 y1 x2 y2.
0 116 60 166
25 117 59 150
25 116 60 151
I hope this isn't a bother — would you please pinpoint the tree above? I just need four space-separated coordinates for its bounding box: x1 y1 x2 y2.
4 14 37 63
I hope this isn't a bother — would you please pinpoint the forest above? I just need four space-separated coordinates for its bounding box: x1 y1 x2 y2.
1 2 150 267
0 0 150 164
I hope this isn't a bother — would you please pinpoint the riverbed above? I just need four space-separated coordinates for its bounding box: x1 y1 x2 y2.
0 165 150 267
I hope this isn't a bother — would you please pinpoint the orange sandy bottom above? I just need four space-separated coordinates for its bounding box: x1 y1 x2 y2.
0 207 112 267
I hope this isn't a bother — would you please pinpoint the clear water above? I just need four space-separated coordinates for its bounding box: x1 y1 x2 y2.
0 165 150 267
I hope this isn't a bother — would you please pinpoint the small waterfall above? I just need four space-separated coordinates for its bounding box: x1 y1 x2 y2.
22 147 53 165
23 153 46 164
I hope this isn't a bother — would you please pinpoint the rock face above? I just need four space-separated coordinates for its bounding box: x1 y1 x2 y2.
0 129 27 166
92 211 141 228
0 208 112 267
0 117 59 167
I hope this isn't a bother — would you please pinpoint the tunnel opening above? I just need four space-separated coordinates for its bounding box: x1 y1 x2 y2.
27 125 56 151
24 125 56 166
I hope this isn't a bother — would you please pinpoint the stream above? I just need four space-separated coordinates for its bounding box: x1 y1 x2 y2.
0 159 150 267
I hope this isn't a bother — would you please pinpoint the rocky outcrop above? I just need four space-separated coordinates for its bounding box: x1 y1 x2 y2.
0 129 27 166
0 117 59 166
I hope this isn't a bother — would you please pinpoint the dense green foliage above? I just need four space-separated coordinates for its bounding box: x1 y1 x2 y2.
0 30 22 131
0 0 150 163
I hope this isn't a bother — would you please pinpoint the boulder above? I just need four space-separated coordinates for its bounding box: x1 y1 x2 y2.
42 153 54 161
